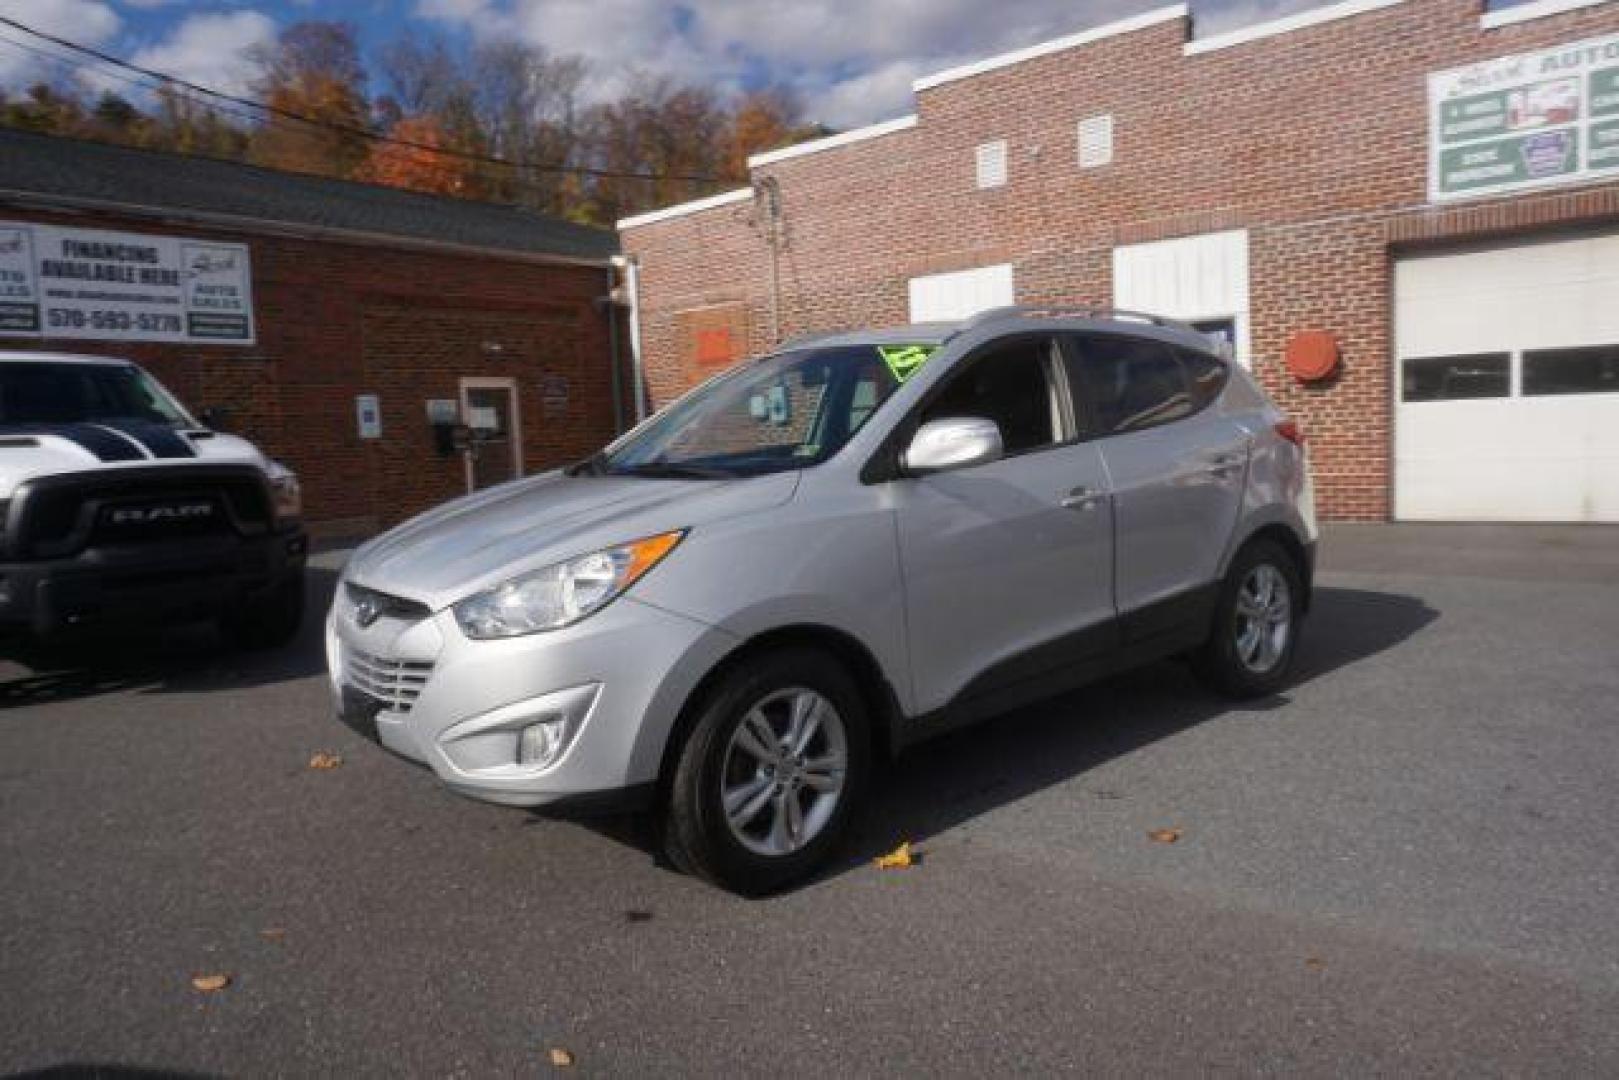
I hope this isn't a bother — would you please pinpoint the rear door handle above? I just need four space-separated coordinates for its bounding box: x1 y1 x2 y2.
1061 486 1107 511
1203 454 1244 477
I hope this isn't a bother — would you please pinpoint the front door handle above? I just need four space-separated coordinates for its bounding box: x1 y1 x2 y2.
1061 486 1107 511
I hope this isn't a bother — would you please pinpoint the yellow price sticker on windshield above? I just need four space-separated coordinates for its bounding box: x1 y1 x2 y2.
878 345 939 383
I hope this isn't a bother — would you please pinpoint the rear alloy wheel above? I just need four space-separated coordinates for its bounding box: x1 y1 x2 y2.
1193 540 1303 698
664 648 869 895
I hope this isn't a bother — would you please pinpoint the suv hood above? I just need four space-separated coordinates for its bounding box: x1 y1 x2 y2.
347 470 800 610
0 424 267 499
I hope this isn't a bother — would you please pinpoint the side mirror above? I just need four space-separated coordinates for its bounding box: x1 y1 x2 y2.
197 406 229 431
902 416 1004 475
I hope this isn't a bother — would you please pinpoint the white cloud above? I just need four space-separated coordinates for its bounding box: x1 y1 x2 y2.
414 0 1264 128
0 0 122 85
125 9 277 96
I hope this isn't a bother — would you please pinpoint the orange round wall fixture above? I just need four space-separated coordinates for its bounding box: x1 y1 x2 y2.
1285 331 1340 383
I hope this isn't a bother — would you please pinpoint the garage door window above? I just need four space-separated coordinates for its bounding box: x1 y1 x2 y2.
1522 344 1619 397
1401 354 1510 402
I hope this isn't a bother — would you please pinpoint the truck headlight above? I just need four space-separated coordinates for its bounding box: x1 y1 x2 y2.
453 530 685 640
266 460 301 523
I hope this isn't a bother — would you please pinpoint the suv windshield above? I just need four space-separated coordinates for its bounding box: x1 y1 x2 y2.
0 362 196 428
595 344 913 479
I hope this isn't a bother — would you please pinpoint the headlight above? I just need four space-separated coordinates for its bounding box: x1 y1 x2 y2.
453 530 685 640
265 460 301 522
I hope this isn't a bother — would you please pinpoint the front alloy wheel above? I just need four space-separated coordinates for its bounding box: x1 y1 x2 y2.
664 648 869 895
721 688 849 857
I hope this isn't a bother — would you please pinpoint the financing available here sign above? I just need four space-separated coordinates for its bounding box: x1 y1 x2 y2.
0 221 254 344
1429 32 1619 202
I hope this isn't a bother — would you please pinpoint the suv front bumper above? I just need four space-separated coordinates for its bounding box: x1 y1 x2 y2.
327 588 737 810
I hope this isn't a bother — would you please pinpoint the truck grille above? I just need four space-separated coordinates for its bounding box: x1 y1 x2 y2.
343 646 434 714
5 465 274 560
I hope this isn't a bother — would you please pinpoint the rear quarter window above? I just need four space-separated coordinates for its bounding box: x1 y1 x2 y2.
1065 334 1226 437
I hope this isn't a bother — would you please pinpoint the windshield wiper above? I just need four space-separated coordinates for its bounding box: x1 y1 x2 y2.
566 452 608 477
609 462 734 480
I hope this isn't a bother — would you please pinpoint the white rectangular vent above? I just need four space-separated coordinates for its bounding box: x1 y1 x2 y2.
975 140 1008 189
1078 114 1114 169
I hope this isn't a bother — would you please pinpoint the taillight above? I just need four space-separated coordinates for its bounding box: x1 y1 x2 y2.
1274 420 1306 447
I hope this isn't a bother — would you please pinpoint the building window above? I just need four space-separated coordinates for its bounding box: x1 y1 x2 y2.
1522 344 1619 397
1078 114 1114 169
1401 354 1511 402
975 140 1008 189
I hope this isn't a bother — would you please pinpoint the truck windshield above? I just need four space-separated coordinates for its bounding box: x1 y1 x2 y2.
0 363 197 428
594 344 914 479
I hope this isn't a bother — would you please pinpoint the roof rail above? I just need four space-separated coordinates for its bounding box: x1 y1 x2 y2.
955 305 1202 336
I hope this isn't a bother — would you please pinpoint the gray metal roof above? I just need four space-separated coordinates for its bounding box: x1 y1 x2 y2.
0 128 618 263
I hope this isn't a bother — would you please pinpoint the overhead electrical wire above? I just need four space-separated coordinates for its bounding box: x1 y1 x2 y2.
0 13 726 185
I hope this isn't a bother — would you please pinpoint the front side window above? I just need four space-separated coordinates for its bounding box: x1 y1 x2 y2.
1067 334 1194 436
917 337 1061 455
597 345 907 479
0 362 195 427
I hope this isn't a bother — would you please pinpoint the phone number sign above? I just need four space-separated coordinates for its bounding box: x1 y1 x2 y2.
1430 32 1619 202
0 221 255 344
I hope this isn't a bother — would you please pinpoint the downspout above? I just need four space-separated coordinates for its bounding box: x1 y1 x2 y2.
622 255 648 422
604 261 624 434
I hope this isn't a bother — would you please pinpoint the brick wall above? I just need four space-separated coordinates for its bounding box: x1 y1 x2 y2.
0 206 624 534
622 0 1619 520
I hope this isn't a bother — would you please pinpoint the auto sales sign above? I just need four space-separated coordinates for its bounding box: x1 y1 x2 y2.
1430 32 1619 202
0 221 254 344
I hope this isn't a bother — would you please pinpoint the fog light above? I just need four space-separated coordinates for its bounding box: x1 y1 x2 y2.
518 718 569 769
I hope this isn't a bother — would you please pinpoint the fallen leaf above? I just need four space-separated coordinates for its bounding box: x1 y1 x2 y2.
259 928 286 942
1147 828 1183 844
875 841 916 870
548 1047 575 1068
1305 957 1327 972
191 973 232 992
308 752 343 771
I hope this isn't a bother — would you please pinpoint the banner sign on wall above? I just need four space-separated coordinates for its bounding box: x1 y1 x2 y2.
0 221 254 344
1429 32 1619 202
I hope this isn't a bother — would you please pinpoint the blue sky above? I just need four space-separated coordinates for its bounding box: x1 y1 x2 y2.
2 0 1358 129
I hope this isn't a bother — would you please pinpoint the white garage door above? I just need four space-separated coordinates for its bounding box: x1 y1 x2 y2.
1394 231 1619 522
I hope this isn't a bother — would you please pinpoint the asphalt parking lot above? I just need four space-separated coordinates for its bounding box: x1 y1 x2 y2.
3 524 1618 1076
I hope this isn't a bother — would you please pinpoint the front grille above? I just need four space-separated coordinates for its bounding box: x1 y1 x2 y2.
343 645 434 714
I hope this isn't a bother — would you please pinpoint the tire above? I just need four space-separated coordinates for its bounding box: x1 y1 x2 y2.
663 647 871 896
221 572 305 650
1192 539 1304 699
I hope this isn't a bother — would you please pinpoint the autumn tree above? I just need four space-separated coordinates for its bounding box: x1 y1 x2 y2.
724 88 803 179
145 84 248 159
357 115 476 195
248 21 372 179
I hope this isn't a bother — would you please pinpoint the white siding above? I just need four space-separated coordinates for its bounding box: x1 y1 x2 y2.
1394 232 1619 522
908 263 1015 323
1112 230 1250 364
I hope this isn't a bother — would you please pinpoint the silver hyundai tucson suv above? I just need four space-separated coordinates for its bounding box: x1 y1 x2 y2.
328 307 1317 894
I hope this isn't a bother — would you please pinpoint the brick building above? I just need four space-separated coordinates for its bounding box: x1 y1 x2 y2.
0 129 626 536
620 0 1619 522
